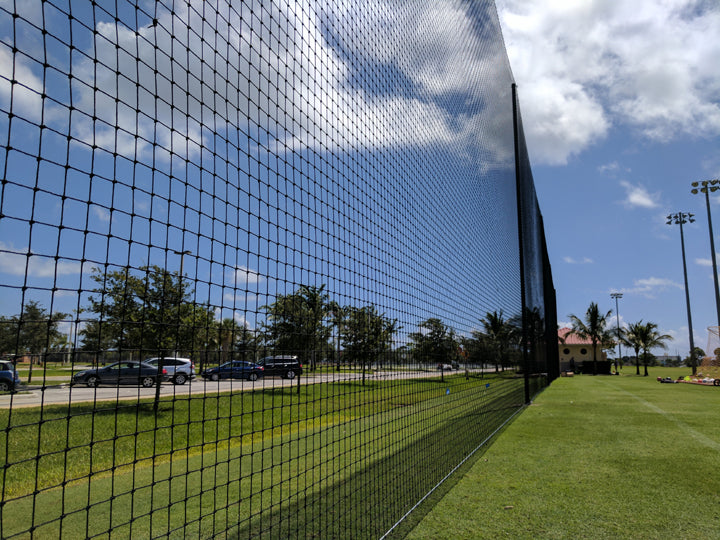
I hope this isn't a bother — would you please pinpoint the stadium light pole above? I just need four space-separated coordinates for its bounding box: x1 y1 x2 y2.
610 292 622 374
173 249 192 280
155 249 193 412
173 249 192 301
666 212 697 374
690 179 720 328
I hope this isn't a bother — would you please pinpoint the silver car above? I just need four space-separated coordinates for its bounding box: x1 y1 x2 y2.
145 357 196 385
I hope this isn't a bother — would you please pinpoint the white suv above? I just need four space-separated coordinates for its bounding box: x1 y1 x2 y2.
145 357 196 385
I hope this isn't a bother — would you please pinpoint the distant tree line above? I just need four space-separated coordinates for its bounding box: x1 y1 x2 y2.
0 266 536 372
0 301 69 358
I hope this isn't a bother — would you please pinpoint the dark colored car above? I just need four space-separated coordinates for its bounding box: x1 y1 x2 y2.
72 361 168 388
0 360 20 392
202 361 264 382
255 356 303 379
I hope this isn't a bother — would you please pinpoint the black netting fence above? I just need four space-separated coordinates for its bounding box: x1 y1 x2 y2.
0 1 556 538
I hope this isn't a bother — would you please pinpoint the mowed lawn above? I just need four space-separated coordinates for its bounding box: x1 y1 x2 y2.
406 368 720 540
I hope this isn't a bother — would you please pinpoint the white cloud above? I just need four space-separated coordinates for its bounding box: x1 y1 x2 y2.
696 257 720 267
34 0 516 171
620 276 683 298
599 161 631 175
233 312 252 328
92 206 110 223
223 292 259 305
496 0 720 165
230 266 263 286
563 256 593 264
598 162 618 174
620 180 660 208
0 242 83 278
0 45 44 123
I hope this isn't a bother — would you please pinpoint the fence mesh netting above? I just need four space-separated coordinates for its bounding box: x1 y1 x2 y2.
0 1 556 538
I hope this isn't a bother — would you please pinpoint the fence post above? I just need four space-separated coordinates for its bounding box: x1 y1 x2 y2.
512 83 531 405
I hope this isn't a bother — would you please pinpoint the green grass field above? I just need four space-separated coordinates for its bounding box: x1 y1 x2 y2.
0 371 527 538
406 368 720 539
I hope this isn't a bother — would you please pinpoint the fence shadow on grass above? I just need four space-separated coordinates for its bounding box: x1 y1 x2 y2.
230 384 526 539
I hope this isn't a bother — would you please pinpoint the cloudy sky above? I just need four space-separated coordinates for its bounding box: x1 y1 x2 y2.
1 0 718 358
0 0 522 337
496 0 720 357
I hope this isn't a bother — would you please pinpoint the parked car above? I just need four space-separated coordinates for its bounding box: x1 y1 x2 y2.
202 361 264 382
0 360 20 392
437 363 453 371
72 361 168 388
255 356 303 379
145 357 196 385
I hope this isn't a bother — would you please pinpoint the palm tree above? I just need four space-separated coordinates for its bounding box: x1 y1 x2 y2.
637 322 672 376
474 310 515 372
621 321 644 375
566 302 613 375
621 321 673 376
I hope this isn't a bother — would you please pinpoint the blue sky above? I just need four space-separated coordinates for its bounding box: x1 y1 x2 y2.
0 0 523 346
496 0 720 357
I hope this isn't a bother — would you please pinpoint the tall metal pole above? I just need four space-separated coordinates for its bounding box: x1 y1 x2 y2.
155 249 192 412
173 249 192 299
667 213 696 374
174 250 191 280
691 180 720 327
610 292 622 374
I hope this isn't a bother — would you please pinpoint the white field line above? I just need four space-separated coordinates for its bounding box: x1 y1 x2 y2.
600 379 720 451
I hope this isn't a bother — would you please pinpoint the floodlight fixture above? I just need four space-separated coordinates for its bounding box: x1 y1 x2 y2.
690 180 720 327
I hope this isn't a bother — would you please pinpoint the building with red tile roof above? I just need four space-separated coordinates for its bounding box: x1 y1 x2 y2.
558 327 607 372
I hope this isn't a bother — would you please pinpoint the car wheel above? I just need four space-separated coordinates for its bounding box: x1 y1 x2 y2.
141 376 155 388
248 373 258 382
87 376 100 388
210 373 219 382
174 373 187 385
714 379 720 386
0 381 10 392
285 370 296 380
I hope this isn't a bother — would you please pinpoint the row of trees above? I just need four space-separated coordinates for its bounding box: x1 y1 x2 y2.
0 301 69 357
0 266 536 373
566 302 675 376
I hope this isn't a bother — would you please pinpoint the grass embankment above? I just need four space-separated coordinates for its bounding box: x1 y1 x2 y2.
406 368 720 539
0 371 525 538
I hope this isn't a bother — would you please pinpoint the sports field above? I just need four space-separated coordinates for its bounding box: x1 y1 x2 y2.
1 372 524 538
406 368 720 539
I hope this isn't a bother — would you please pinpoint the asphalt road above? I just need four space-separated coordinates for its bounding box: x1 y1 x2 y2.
0 368 474 408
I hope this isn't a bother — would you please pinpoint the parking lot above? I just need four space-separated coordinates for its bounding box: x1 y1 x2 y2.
0 367 480 408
